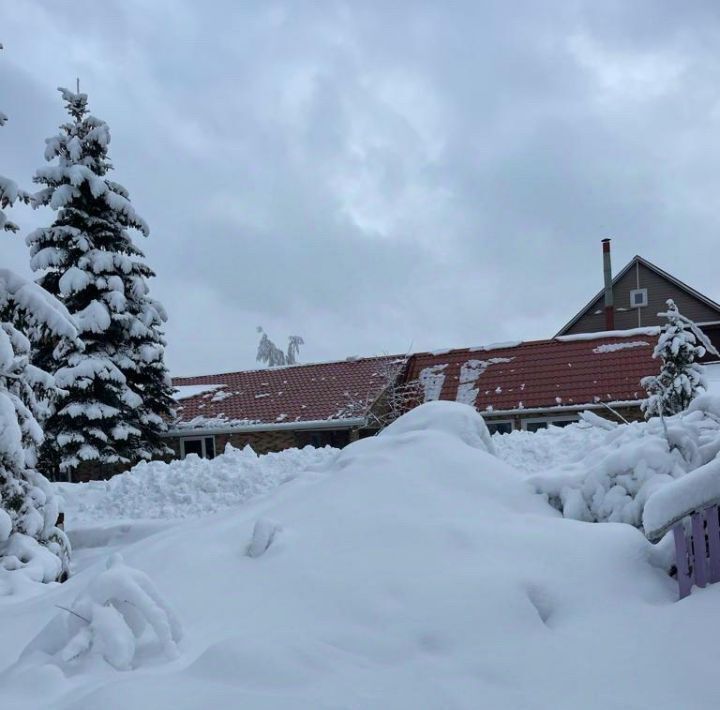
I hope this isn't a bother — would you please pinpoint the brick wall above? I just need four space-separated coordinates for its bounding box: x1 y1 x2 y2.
215 429 298 455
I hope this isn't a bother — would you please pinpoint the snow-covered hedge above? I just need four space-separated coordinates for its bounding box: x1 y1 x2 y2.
58 444 339 522
497 400 720 530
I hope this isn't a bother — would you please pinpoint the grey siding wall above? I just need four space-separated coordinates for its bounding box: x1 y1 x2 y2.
564 262 720 334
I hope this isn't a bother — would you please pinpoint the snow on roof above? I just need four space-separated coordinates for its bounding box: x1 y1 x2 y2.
171 355 404 432
592 341 649 354
555 327 660 342
407 332 658 414
172 384 226 401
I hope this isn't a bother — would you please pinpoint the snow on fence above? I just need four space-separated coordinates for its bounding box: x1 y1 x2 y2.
644 458 720 599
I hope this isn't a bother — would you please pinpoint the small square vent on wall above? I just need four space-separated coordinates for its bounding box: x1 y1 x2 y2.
630 288 648 308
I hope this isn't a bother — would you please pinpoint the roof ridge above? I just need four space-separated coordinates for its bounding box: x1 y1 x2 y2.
174 353 404 381
411 331 654 359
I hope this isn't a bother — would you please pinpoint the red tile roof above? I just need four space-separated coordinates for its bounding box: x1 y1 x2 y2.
405 333 659 415
171 355 403 432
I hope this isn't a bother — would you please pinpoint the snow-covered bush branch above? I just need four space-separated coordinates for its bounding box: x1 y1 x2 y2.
23 554 182 670
337 357 421 429
0 268 78 587
526 397 720 529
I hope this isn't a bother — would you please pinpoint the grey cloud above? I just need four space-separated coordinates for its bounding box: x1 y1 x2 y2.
3 1 720 373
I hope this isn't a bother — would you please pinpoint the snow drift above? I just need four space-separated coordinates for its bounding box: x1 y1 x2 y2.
4 401 712 710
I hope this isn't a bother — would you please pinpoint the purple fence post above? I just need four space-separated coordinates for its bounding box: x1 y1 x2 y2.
691 511 708 588
673 524 693 600
706 505 720 584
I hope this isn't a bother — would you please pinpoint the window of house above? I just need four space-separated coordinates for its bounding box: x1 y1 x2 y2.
630 288 648 308
180 436 216 459
487 420 513 435
523 416 578 432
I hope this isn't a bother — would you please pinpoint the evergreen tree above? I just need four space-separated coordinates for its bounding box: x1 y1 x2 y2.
0 268 77 583
256 327 304 367
27 88 173 479
286 335 304 365
641 299 707 418
0 43 28 232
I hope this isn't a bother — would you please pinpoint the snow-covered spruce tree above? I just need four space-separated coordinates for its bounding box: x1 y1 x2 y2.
0 269 78 583
256 327 304 367
0 43 28 233
641 299 707 418
27 88 174 480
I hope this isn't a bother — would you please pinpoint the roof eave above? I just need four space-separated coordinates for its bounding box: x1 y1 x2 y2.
163 416 369 438
481 400 643 418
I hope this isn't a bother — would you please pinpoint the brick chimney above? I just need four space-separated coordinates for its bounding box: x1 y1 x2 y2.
602 238 614 330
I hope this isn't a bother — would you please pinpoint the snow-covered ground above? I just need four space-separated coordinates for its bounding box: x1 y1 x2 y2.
2 401 720 709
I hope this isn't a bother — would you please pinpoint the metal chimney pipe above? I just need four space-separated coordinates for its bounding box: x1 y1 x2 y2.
602 238 614 330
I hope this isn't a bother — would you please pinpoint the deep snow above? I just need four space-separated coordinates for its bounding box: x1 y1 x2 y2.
56 443 339 522
1 401 720 709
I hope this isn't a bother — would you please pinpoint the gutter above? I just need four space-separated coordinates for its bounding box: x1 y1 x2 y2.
480 400 642 418
163 416 368 438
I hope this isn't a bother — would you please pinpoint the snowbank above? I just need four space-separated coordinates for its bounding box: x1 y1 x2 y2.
57 444 339 523
2 401 706 710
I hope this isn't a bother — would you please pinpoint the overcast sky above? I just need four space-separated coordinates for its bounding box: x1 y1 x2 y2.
3 1 720 375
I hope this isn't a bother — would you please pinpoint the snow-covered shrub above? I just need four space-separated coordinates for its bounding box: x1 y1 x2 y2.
642 300 707 418
24 554 182 671
0 269 77 589
528 398 720 528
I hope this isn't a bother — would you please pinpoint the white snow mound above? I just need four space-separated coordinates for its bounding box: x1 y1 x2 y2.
57 444 339 522
381 399 496 454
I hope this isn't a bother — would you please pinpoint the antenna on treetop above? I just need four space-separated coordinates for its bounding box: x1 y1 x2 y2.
76 77 80 94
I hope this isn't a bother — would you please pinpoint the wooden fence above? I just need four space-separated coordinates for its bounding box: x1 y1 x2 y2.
671 504 720 599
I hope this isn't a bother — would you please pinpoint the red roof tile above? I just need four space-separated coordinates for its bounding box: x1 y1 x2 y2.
405 334 659 414
171 355 403 431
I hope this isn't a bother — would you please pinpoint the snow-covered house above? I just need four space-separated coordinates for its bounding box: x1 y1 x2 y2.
405 332 660 433
167 355 404 459
557 245 720 352
162 243 720 458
